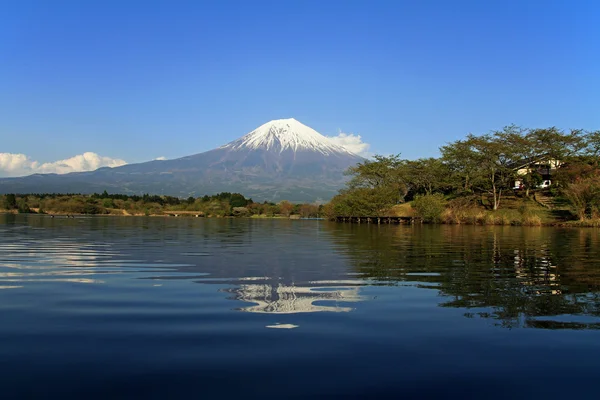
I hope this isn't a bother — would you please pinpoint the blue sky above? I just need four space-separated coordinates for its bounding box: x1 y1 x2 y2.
1 0 599 174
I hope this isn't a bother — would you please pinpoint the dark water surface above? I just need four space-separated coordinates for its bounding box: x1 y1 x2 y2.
2 214 600 398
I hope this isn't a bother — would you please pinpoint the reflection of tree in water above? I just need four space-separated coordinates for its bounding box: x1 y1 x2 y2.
225 281 362 314
324 223 600 329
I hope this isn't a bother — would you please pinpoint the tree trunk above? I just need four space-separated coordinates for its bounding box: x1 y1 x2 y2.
496 189 502 210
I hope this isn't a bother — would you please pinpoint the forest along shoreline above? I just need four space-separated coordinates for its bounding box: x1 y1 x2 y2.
0 190 593 227
324 126 600 228
0 192 323 219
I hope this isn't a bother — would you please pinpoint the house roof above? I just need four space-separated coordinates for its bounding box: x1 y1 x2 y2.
508 154 551 170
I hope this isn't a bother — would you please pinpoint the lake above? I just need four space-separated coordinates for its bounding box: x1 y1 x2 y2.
1 214 600 398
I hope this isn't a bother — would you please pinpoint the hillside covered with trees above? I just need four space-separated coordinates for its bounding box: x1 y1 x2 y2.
324 126 600 225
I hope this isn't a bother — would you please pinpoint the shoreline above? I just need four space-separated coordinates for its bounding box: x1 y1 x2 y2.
0 211 324 221
1 210 597 227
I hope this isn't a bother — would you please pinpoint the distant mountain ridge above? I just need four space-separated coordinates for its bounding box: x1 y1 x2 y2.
0 119 364 202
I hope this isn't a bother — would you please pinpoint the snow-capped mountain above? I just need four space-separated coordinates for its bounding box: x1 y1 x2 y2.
222 118 357 156
0 119 364 201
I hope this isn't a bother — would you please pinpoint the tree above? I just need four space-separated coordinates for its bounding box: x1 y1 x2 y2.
344 154 409 214
528 127 586 161
347 155 406 195
442 128 520 210
564 175 600 220
440 139 479 193
4 194 17 210
246 202 263 215
278 201 294 217
504 126 539 196
102 198 115 208
403 158 450 196
206 200 230 217
230 193 248 208
298 204 319 218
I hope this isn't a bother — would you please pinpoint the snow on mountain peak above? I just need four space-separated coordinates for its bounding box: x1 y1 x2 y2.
221 118 358 155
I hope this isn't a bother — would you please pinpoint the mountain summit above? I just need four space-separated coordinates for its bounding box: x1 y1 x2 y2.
222 118 356 156
0 119 364 201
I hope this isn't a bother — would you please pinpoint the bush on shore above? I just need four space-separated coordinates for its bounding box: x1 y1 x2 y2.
412 194 447 223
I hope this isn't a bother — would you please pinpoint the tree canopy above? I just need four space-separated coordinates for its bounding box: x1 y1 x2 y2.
328 125 600 218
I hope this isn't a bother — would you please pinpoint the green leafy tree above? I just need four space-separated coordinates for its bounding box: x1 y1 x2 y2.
344 154 408 214
230 193 248 208
528 127 586 161
583 130 600 160
442 128 520 210
102 198 115 208
441 139 482 194
4 194 17 210
403 158 450 196
17 198 31 213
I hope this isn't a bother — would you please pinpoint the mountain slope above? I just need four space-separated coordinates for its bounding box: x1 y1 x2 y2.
0 119 364 201
222 118 356 155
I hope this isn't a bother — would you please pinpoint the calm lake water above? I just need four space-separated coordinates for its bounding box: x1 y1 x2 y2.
1 214 600 398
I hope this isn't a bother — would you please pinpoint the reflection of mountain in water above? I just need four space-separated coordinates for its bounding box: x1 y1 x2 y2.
226 282 363 314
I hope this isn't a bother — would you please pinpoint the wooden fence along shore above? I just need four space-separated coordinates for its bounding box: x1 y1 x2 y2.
335 216 423 224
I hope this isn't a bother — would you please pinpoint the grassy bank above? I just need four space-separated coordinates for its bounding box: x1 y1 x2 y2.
388 194 573 226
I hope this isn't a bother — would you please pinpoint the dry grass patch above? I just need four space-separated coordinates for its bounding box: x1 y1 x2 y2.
521 214 543 226
390 203 415 217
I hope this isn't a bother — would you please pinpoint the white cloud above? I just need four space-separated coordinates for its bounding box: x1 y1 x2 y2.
154 156 167 161
327 132 371 157
0 152 127 178
0 153 30 175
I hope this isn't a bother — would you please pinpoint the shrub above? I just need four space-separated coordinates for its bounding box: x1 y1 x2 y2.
17 204 32 213
517 202 542 226
16 198 31 213
102 198 115 208
3 194 17 210
483 213 499 225
442 196 479 224
517 204 529 216
412 194 447 223
232 207 250 217
522 214 542 226
564 176 600 220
